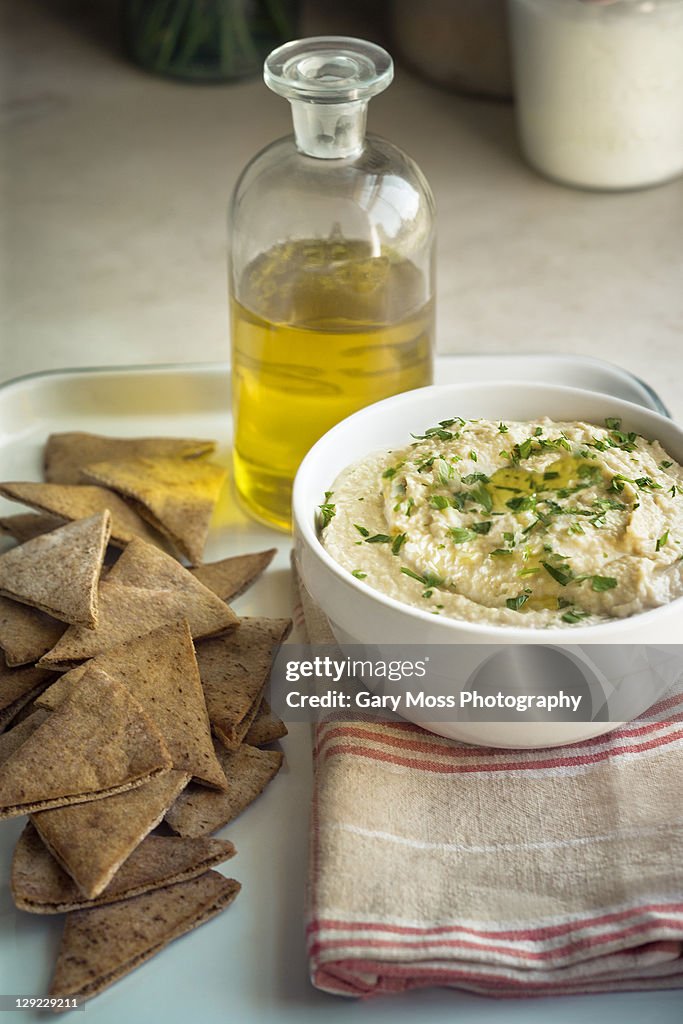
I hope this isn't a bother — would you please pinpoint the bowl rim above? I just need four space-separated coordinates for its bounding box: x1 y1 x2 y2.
292 379 683 640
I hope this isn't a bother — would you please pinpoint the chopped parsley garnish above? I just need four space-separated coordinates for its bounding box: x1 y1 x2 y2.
542 562 573 587
610 474 634 493
391 533 407 555
656 531 669 552
518 566 541 577
590 575 617 592
412 424 457 441
429 495 450 510
436 459 454 486
382 466 398 479
365 534 392 544
490 548 513 557
634 476 661 491
542 561 617 593
450 491 470 511
354 524 369 537
506 589 532 611
461 472 490 485
498 422 509 433
605 417 622 430
471 521 492 535
660 460 673 470
470 483 493 513
400 567 444 588
506 495 536 512
469 450 478 463
448 527 476 544
318 492 336 528
514 438 534 461
351 570 367 580
577 463 603 485
561 609 590 624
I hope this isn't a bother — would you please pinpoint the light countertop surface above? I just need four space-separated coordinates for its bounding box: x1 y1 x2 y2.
1 0 682 416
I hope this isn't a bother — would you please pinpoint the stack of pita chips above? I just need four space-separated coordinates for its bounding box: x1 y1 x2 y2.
0 431 291 1007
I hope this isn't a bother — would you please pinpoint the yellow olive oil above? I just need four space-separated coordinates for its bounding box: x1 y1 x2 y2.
231 238 434 530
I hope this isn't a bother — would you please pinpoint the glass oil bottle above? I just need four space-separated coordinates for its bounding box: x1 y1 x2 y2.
228 37 436 530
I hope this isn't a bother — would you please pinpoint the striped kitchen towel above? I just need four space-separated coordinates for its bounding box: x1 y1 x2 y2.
293 569 683 999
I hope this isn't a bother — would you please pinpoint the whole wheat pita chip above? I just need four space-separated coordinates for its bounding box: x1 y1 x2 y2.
0 512 110 629
196 617 291 751
191 549 276 602
83 456 227 565
0 481 159 548
49 871 240 1004
105 536 219 594
30 769 190 899
38 543 237 669
0 662 54 732
35 667 86 709
0 666 172 819
0 512 64 544
0 709 51 766
37 621 227 790
45 432 216 485
0 596 66 667
244 699 288 747
12 823 235 914
1 662 54 715
165 743 283 838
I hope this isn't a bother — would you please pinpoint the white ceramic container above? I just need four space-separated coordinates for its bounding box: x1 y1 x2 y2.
292 381 683 746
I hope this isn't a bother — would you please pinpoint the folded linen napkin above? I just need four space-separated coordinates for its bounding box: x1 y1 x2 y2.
292 569 683 999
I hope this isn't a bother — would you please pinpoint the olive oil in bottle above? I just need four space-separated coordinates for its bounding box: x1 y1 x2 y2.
228 38 436 530
232 238 433 530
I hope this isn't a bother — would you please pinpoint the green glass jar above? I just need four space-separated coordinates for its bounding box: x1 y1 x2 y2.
123 0 300 82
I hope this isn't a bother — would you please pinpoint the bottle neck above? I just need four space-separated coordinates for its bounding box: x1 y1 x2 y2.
290 99 368 159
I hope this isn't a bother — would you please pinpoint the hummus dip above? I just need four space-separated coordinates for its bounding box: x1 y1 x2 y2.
320 416 683 627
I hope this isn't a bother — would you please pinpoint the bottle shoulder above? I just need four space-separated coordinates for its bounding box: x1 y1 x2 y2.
230 133 435 212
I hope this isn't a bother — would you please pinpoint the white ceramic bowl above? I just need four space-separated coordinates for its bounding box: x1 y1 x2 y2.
292 382 683 747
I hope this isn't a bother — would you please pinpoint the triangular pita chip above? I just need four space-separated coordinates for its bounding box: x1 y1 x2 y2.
0 481 159 548
83 456 227 564
30 770 190 899
1 662 54 716
12 823 235 914
105 536 222 594
196 617 291 750
0 512 64 544
45 432 216 485
0 512 110 628
244 700 288 747
36 667 87 708
49 871 240 1004
38 622 227 790
0 662 54 732
0 596 66 667
38 543 237 669
165 743 283 838
191 549 276 602
0 666 172 819
0 709 50 766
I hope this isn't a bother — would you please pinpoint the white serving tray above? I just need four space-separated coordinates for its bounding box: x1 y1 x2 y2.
0 356 680 1024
